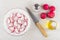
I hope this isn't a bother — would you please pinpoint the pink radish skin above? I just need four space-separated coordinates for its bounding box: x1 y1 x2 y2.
40 13 47 19
49 6 55 11
47 11 55 18
43 4 49 10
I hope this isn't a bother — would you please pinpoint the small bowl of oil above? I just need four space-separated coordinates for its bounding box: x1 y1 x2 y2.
46 20 57 30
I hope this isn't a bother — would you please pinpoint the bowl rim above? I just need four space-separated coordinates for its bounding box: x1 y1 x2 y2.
3 8 31 36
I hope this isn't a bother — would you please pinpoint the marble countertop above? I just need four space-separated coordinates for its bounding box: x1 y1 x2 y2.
0 0 60 40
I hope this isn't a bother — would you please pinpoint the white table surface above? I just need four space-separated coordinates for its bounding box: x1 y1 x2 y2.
0 0 60 40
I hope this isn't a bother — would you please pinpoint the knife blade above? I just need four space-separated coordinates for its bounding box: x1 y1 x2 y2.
26 8 39 23
26 8 47 37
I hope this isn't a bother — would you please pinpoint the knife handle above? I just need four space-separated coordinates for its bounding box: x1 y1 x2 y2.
35 22 47 37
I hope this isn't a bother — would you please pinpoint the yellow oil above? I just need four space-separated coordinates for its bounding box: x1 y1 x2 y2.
46 20 57 30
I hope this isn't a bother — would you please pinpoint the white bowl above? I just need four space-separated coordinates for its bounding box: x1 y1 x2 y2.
4 8 31 35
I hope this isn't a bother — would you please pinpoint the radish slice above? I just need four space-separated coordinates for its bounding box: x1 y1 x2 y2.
6 13 28 34
4 9 30 35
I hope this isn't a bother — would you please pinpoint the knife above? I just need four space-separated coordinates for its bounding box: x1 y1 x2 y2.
26 8 47 37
